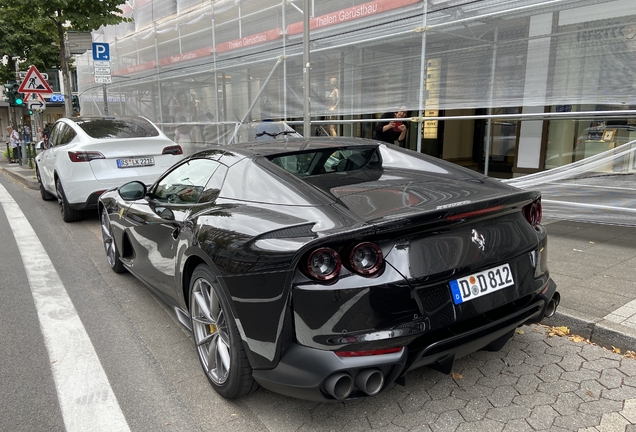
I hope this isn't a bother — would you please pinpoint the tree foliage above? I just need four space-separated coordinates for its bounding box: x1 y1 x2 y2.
0 4 59 82
1 0 130 114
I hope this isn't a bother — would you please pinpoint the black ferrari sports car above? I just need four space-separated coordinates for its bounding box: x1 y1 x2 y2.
99 137 559 401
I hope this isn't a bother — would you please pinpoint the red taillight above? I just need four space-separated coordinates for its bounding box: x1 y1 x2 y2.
162 145 183 155
523 198 542 227
348 242 383 276
446 205 504 221
305 248 341 281
68 151 105 162
335 347 402 357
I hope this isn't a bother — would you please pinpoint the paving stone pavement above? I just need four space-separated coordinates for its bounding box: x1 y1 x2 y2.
235 325 636 432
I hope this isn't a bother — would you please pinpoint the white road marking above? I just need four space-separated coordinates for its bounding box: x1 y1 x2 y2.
0 185 130 432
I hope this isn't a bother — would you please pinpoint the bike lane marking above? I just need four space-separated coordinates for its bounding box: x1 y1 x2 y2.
0 184 130 432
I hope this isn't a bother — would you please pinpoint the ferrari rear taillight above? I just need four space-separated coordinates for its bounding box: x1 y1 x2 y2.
305 248 341 281
349 242 383 276
523 198 542 227
335 347 402 357
162 145 183 155
68 151 105 162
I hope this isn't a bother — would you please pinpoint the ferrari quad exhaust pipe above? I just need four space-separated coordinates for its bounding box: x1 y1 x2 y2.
324 372 354 400
545 291 561 318
355 368 384 396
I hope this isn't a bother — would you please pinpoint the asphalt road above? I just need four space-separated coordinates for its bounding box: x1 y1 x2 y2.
1 171 635 432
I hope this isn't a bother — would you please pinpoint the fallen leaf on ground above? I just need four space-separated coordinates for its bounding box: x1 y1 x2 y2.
451 372 463 379
586 390 595 398
515 328 524 335
568 335 586 343
625 351 636 360
547 326 570 337
612 346 621 354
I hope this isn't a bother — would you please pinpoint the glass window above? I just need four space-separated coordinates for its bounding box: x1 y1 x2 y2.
268 146 381 177
153 159 220 204
59 125 77 145
49 123 65 147
74 117 160 139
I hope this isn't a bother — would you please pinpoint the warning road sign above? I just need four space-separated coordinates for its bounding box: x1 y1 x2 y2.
18 65 53 94
24 93 47 110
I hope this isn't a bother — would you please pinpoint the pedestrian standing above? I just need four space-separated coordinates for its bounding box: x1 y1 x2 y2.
6 126 21 164
42 123 51 149
373 106 409 147
23 124 31 143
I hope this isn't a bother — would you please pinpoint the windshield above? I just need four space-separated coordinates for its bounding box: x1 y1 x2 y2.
75 118 160 139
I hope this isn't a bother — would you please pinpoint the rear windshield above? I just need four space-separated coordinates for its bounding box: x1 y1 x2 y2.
74 118 160 139
267 146 381 177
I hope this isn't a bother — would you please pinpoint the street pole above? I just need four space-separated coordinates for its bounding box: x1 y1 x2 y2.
103 84 109 115
302 0 310 136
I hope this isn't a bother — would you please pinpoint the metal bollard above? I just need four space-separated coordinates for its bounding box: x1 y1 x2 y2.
5 142 9 162
27 143 33 169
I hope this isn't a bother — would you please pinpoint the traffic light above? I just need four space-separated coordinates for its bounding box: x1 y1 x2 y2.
3 81 16 105
3 81 25 107
14 87 24 106
72 95 80 115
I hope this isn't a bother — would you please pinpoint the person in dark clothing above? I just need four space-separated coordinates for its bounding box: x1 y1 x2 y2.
42 124 51 149
374 107 408 146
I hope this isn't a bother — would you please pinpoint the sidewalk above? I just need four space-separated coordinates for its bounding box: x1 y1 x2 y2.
2 157 636 353
1 157 39 190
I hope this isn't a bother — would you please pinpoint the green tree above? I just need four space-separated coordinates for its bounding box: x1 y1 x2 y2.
3 0 130 116
0 3 59 83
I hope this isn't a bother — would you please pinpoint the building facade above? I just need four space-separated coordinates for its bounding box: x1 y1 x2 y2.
74 0 636 176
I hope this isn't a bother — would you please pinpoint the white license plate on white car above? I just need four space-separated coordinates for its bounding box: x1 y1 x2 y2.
117 157 155 168
449 263 514 305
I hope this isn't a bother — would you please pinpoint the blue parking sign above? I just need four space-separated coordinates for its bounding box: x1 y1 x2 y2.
92 42 110 61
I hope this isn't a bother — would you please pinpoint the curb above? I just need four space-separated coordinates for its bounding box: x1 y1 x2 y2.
543 306 636 353
1 165 39 190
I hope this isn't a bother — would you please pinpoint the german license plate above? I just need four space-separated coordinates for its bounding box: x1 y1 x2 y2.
449 263 514 305
117 157 155 168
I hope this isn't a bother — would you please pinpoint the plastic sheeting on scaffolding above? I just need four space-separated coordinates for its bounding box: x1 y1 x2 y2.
504 140 636 226
77 0 636 135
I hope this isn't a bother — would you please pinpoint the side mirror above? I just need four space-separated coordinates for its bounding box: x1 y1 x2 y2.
154 206 175 221
118 181 146 201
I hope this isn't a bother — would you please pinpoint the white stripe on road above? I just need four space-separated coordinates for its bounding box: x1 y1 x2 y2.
0 185 130 432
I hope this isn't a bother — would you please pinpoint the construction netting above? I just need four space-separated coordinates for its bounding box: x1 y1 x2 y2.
74 0 636 147
504 139 636 226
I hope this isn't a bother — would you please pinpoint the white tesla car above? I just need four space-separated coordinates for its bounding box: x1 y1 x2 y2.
36 116 184 222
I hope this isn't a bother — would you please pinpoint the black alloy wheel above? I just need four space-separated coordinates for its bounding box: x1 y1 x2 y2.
101 207 125 273
55 178 83 222
189 265 258 399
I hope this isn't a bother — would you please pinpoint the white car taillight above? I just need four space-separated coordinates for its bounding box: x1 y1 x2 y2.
162 145 183 155
68 151 105 162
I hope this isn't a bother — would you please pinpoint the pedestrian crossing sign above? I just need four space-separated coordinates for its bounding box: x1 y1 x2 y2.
18 65 53 94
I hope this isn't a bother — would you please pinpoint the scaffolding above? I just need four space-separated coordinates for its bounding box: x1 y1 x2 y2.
76 0 636 153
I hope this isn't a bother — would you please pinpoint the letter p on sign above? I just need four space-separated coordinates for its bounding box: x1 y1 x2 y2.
92 42 110 61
